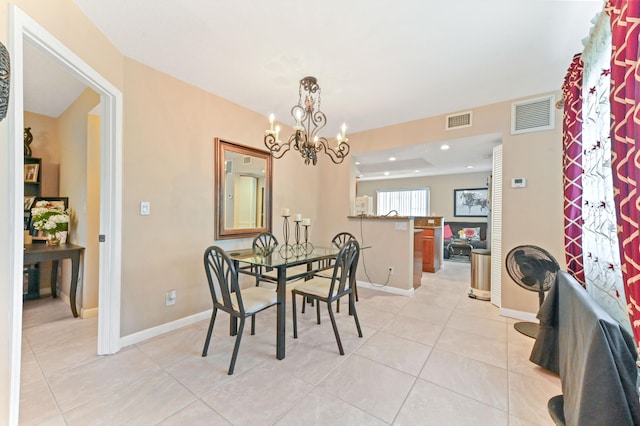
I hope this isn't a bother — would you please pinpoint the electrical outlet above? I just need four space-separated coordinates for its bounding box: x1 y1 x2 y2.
388 266 394 275
165 289 176 306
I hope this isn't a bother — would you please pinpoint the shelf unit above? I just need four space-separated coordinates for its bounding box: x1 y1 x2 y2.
24 156 41 300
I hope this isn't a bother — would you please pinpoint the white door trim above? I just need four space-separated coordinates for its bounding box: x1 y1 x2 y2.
8 5 123 423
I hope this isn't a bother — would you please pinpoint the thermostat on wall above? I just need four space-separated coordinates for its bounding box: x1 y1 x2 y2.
512 177 527 188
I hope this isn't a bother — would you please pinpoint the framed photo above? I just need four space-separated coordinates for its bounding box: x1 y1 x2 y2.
24 163 39 183
454 188 489 217
24 196 36 210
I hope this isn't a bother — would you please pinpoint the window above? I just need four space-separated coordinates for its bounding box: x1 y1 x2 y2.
376 188 430 216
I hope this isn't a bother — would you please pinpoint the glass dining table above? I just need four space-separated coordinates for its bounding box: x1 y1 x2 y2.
227 245 343 360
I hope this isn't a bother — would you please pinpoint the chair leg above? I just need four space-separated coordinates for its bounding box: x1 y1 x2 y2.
301 294 306 314
228 316 245 375
201 308 217 357
326 301 344 355
251 314 256 335
316 299 321 324
292 292 298 338
350 293 363 338
336 298 340 313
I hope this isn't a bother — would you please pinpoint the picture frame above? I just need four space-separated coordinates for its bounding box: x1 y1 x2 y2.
24 163 39 183
24 196 35 210
454 188 489 217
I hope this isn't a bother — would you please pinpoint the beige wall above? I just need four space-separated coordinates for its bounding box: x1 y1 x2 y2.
316 95 565 316
24 111 59 195
57 88 100 308
357 171 491 221
120 58 321 335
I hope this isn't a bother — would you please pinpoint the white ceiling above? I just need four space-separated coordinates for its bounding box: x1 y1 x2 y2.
24 0 603 179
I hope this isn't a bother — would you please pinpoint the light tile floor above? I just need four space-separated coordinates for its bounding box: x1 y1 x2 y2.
20 261 561 425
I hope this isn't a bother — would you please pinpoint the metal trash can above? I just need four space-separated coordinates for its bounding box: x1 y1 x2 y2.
469 249 491 300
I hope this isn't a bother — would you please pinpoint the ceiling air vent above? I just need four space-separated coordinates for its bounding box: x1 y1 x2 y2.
242 156 252 165
511 95 555 135
446 111 472 130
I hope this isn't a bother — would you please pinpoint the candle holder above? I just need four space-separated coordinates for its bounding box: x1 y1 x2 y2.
292 217 305 256
302 223 314 254
279 215 294 258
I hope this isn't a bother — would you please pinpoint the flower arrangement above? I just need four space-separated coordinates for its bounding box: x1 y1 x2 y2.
31 201 69 244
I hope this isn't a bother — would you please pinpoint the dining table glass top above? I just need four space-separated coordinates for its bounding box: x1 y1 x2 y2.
226 244 342 268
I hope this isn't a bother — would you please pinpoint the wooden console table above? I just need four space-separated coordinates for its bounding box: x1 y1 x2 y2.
24 243 85 317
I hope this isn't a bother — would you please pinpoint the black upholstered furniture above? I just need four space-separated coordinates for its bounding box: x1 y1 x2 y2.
443 221 488 259
530 271 640 425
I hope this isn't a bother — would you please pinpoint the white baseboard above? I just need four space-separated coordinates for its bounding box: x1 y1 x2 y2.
120 309 212 348
499 308 539 323
357 280 414 297
81 307 98 318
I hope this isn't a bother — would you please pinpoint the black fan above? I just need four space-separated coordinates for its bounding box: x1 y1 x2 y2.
505 245 560 339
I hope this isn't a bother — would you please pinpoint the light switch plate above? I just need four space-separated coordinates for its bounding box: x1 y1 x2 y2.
140 201 151 215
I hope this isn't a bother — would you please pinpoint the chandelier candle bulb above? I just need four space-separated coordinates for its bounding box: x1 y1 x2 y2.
302 218 311 226
281 208 290 217
293 213 302 222
269 113 275 132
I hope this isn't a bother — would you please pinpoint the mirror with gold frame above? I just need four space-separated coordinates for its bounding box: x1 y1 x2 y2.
215 138 272 240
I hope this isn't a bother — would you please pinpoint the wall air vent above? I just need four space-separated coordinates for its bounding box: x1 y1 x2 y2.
446 111 472 130
511 95 555 135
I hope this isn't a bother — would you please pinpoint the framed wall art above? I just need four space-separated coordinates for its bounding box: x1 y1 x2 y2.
454 188 489 217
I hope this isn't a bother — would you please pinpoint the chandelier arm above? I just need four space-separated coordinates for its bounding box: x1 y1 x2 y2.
315 137 349 165
264 132 292 159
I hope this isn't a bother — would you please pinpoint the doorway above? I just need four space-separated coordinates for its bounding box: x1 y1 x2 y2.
8 5 123 422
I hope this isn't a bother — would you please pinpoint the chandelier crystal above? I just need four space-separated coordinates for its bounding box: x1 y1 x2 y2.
264 76 349 165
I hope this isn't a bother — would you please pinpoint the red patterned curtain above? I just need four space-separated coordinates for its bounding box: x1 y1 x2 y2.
607 0 640 350
562 54 585 284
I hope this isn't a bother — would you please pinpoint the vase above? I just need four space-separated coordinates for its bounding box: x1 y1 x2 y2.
46 232 61 246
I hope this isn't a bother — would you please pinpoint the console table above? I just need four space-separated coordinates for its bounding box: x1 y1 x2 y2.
23 243 84 317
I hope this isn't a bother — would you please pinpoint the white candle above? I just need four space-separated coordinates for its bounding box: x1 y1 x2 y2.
293 213 302 222
281 208 290 217
302 218 311 226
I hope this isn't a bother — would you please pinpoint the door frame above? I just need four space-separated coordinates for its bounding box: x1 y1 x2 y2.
8 5 123 422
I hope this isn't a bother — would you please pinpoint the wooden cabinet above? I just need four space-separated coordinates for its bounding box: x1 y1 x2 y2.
422 226 443 273
413 230 423 288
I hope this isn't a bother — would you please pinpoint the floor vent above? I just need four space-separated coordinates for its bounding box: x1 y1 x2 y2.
511 95 555 135
446 111 472 130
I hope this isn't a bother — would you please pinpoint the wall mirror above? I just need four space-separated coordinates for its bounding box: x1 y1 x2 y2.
215 138 272 240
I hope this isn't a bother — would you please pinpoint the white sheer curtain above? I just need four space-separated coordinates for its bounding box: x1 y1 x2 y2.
376 188 429 216
581 11 630 331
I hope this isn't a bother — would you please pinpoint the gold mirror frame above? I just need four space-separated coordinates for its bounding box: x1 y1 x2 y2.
215 138 272 240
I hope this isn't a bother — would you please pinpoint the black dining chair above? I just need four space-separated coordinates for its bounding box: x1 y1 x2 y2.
202 245 278 375
250 232 279 286
312 231 358 312
291 239 363 355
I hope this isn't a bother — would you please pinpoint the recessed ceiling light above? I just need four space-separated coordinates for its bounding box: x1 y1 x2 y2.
388 157 396 161
384 171 390 176
355 161 360 165
441 144 450 150
414 170 420 173
466 165 474 169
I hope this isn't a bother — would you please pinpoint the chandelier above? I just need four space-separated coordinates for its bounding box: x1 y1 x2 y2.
264 76 349 165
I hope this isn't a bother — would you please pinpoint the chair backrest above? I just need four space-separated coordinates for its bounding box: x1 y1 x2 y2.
331 232 356 248
328 239 360 296
204 245 245 314
253 232 279 256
